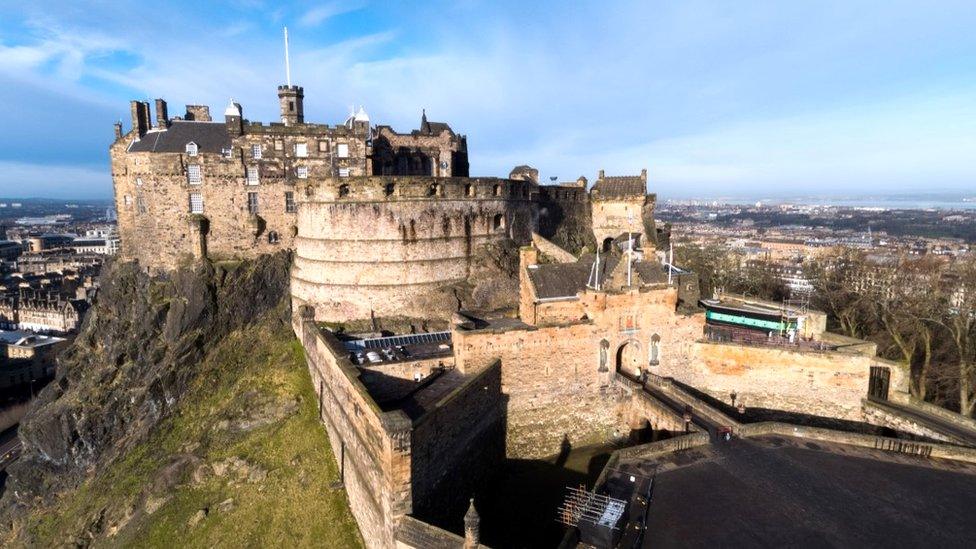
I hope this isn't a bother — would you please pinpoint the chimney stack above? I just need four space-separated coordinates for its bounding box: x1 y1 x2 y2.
154 98 169 128
130 100 150 138
640 168 648 182
184 105 212 122
598 169 605 180
113 120 123 140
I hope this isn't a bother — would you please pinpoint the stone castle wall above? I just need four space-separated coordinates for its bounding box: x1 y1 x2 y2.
291 177 538 322
410 362 505 530
112 117 370 271
298 315 412 549
536 185 595 255
659 341 907 422
591 195 657 250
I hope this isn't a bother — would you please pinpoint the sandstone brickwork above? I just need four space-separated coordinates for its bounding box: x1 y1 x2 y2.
290 176 538 322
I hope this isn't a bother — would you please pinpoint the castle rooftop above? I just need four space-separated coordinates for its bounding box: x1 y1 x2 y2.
127 120 230 154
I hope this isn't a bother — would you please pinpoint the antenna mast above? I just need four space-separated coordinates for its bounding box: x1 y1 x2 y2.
284 27 292 86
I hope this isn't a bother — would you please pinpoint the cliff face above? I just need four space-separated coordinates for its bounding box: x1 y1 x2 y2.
5 253 290 504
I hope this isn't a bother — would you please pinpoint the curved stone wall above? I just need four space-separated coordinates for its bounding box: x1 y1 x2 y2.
292 176 537 321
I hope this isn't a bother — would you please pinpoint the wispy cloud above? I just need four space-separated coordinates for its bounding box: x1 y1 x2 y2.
299 1 365 27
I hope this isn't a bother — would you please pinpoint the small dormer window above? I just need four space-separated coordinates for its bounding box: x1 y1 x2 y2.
187 165 202 184
296 166 308 179
222 148 233 159
251 144 262 159
186 142 198 156
295 143 308 158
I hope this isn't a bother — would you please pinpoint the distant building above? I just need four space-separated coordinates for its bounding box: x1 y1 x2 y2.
0 330 65 388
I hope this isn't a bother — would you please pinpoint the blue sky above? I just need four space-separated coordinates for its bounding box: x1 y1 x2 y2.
0 1 974 199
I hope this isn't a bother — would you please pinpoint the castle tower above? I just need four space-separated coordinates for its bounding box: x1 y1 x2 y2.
463 498 480 548
278 27 304 126
278 85 304 126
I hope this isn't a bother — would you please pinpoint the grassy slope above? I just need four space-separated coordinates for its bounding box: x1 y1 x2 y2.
23 311 363 548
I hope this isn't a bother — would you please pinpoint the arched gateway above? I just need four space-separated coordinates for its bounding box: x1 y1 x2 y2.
615 340 642 377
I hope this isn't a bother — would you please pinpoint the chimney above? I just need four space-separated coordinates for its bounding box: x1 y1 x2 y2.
130 100 150 138
598 169 605 180
185 105 212 122
113 120 123 140
154 98 169 128
640 168 648 182
463 499 480 549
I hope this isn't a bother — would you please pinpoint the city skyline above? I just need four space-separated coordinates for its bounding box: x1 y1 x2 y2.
1 0 975 198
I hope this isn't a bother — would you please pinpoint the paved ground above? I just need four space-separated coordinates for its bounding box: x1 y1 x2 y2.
622 435 976 548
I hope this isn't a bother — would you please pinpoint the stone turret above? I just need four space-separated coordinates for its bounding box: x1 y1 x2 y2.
463 498 480 548
278 85 304 125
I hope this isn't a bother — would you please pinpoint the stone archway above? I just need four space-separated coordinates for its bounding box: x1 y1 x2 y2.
616 340 643 378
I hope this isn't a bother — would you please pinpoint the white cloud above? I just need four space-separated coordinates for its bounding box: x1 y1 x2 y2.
299 1 365 27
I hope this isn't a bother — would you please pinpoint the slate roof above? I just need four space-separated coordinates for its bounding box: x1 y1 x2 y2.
591 175 646 199
528 253 669 299
128 121 232 154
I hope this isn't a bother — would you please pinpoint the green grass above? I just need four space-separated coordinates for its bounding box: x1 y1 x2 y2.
23 312 363 548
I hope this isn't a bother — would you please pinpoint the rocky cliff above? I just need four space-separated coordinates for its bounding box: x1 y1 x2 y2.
0 253 361 547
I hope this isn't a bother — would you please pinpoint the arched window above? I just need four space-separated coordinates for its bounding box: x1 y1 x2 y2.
268 231 280 244
602 237 614 253
493 184 503 197
338 184 350 198
384 182 395 197
427 183 437 197
649 334 661 365
465 183 474 197
185 142 198 156
492 214 505 232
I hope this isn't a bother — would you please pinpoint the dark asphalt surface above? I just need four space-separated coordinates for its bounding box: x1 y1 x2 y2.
635 435 976 548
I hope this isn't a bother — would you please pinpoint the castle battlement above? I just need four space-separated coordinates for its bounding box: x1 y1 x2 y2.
298 176 537 202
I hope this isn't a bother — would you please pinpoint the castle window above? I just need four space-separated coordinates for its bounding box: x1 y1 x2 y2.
296 166 308 179
185 142 198 156
338 184 350 198
493 184 502 197
251 144 262 159
123 195 132 207
136 194 146 214
295 143 308 158
268 231 280 244
221 148 233 159
285 192 296 213
492 214 505 232
338 168 350 177
187 165 202 185
274 139 284 151
426 184 437 197
318 140 329 152
465 183 474 197
337 143 349 158
246 166 259 185
384 183 395 197
136 177 143 187
189 192 203 214
247 192 259 214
